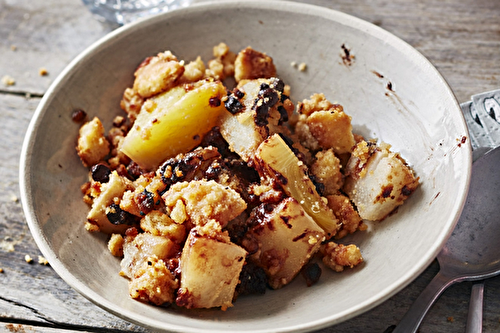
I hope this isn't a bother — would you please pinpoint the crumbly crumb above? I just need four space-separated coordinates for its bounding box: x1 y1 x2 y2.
38 256 49 265
39 67 48 76
298 62 307 71
10 195 19 203
0 268 4 273
447 316 454 323
2 75 15 86
108 234 125 257
24 254 33 263
10 45 17 51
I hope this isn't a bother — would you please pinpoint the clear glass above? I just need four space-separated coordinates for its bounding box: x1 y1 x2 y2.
81 0 192 25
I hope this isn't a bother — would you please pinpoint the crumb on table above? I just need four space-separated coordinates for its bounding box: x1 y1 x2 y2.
24 254 33 263
2 75 15 86
39 67 48 76
38 256 49 265
447 316 454 323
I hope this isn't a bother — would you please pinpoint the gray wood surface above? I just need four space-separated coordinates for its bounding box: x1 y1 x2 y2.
1 0 500 332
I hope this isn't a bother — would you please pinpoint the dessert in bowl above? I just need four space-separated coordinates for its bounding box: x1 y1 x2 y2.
20 1 471 332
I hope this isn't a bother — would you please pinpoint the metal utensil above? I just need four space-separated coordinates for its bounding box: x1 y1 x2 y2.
465 147 491 333
466 282 485 333
393 146 500 333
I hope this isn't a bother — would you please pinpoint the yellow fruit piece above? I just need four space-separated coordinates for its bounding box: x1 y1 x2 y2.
121 81 227 170
256 134 339 237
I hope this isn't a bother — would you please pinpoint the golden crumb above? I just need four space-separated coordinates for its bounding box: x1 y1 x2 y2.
39 67 48 76
290 61 297 67
447 316 454 323
0 268 4 273
38 256 49 265
108 234 125 257
2 75 15 86
85 221 100 232
10 45 17 51
24 254 33 263
308 236 318 245
298 62 307 71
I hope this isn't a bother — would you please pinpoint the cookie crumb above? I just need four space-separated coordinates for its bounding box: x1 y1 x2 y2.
298 62 307 71
290 61 297 67
24 254 33 263
2 75 15 86
10 195 19 203
447 316 454 323
0 268 4 273
38 256 49 265
10 45 17 51
39 67 48 76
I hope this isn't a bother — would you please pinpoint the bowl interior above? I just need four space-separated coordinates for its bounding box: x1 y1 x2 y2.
20 1 471 332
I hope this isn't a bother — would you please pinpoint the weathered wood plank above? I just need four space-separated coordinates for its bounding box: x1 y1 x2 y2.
0 94 148 332
2 322 94 333
303 0 500 104
0 0 115 96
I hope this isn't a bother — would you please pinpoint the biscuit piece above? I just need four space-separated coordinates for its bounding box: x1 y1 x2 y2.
129 256 178 305
133 51 184 98
296 94 355 154
343 141 419 221
310 149 343 195
321 242 363 272
76 117 110 167
162 180 246 228
234 47 276 82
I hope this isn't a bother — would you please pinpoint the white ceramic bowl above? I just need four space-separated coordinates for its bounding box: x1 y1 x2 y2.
20 1 472 332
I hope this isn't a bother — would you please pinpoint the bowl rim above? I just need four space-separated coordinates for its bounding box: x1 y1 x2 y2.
19 1 472 332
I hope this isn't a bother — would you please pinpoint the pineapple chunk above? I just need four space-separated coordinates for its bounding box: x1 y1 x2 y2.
220 78 293 161
86 171 134 234
246 198 325 289
120 80 227 170
343 141 419 221
255 134 339 237
120 232 178 279
176 224 247 310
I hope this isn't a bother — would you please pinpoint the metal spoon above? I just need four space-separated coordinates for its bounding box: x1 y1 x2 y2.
466 281 484 333
393 146 500 333
464 148 491 333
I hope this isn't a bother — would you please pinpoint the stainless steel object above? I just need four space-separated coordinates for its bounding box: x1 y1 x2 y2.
393 146 500 333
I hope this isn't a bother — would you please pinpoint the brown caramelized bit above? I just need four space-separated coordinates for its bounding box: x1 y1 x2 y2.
127 161 147 180
159 147 221 191
253 82 280 127
301 262 322 287
224 95 244 114
235 261 268 297
71 109 87 123
341 44 354 66
209 96 221 107
91 163 111 183
106 203 137 225
136 189 156 214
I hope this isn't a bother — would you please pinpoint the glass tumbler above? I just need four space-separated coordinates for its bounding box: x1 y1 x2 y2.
82 0 192 25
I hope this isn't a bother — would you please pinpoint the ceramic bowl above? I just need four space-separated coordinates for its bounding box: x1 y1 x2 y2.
20 1 471 332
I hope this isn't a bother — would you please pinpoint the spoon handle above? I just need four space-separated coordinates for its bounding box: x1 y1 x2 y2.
466 282 484 333
392 271 456 333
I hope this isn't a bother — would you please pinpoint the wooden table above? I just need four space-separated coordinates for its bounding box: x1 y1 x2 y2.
1 0 500 332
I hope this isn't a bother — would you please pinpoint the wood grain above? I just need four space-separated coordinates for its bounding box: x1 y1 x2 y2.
1 0 500 332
